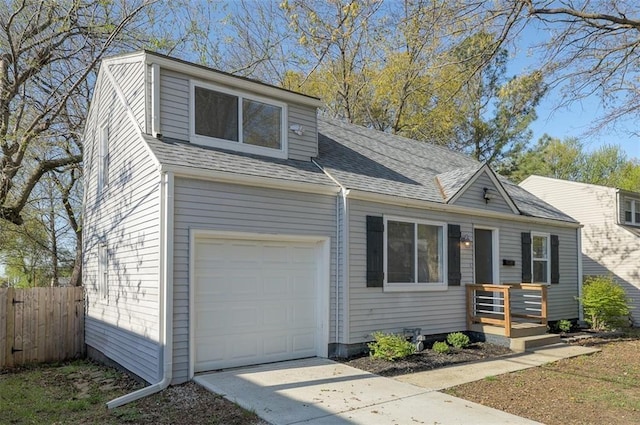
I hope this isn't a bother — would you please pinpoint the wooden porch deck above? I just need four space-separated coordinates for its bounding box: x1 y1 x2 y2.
466 283 549 338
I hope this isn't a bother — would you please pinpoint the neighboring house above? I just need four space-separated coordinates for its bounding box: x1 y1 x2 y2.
521 175 640 325
83 51 581 393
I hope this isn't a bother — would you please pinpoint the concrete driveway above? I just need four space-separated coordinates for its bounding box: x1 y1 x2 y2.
194 358 540 425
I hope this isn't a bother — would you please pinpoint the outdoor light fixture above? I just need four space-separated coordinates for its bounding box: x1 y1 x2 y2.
483 187 495 204
289 124 304 136
460 234 473 247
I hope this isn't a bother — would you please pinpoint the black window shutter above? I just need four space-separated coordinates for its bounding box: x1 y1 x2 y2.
366 216 384 287
521 232 532 283
448 224 461 286
551 234 560 284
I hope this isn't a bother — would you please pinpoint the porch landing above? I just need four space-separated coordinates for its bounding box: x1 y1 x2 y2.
470 323 561 352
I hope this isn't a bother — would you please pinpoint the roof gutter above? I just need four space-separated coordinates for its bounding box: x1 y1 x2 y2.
106 171 175 409
347 189 581 229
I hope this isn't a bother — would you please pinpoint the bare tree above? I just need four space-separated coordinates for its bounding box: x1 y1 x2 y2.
515 1 640 132
0 0 155 225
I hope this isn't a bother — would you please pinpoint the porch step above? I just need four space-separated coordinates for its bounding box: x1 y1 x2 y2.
510 334 562 352
470 322 548 338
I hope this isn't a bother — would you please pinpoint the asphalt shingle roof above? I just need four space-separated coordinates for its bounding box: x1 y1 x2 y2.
435 166 483 202
144 135 335 187
142 116 576 223
316 118 477 203
314 118 575 223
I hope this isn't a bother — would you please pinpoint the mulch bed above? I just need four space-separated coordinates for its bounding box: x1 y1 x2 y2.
338 342 513 377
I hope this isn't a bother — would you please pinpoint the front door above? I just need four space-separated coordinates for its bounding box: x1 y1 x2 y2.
474 228 494 284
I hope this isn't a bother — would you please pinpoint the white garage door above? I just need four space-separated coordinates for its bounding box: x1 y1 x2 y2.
194 237 320 372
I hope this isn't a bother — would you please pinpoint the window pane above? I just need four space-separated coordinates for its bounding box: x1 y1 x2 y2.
194 87 238 141
533 260 547 283
417 224 442 283
387 221 415 283
243 99 281 149
625 200 633 222
532 235 547 259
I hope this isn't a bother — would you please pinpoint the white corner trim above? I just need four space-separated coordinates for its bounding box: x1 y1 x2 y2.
577 227 584 322
151 63 161 137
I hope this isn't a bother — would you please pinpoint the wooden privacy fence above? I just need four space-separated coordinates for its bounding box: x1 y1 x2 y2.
0 287 85 368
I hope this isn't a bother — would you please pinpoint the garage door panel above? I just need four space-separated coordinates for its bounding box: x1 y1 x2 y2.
263 335 288 356
292 333 315 352
194 238 320 372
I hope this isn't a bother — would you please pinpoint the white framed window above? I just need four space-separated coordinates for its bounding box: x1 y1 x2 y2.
532 232 550 284
98 244 108 300
383 216 447 291
190 80 287 159
624 198 640 225
97 125 109 193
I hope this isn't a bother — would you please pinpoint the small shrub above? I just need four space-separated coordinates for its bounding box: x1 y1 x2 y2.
579 275 631 331
432 341 450 354
446 332 470 349
557 319 572 333
368 332 415 361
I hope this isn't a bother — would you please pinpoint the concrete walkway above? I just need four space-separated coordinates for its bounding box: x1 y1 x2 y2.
194 343 599 425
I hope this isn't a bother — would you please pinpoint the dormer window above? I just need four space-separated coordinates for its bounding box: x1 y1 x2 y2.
624 198 640 225
190 81 287 158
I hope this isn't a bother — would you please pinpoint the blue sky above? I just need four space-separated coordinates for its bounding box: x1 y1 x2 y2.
509 22 639 159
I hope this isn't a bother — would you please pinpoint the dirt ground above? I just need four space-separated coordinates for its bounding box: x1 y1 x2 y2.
445 333 640 425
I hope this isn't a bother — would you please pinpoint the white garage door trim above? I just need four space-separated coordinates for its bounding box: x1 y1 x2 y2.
188 229 330 378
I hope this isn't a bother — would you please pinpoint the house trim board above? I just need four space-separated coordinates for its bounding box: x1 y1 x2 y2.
144 51 323 108
159 163 341 196
472 224 500 285
346 189 580 229
188 79 289 160
577 227 584 322
101 60 161 170
187 229 331 379
106 170 174 409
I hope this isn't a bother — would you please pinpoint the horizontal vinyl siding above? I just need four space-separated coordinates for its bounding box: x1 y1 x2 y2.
159 70 189 140
83 57 162 384
171 179 337 383
288 103 318 160
453 172 514 214
347 198 579 344
107 61 146 132
522 177 640 324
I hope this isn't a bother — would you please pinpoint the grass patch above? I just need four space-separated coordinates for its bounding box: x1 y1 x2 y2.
0 360 134 424
0 360 263 424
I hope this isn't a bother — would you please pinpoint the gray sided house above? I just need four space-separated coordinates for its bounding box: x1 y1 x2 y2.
521 175 640 324
83 51 581 392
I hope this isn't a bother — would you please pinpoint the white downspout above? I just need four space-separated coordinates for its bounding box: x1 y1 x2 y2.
577 226 584 323
312 159 346 352
107 171 174 409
